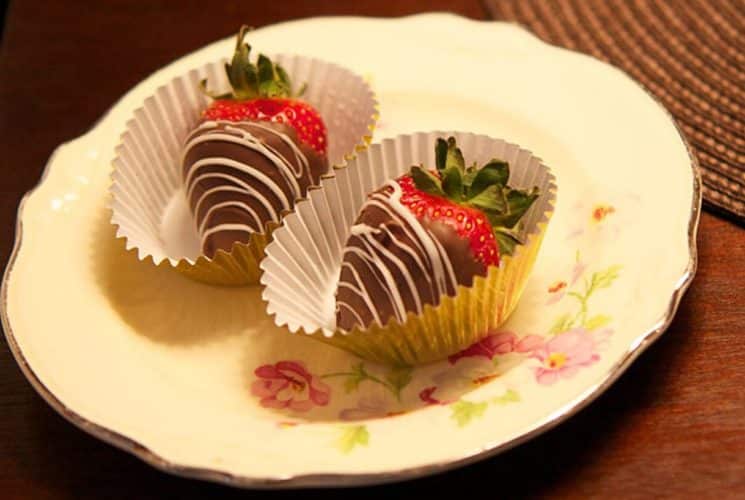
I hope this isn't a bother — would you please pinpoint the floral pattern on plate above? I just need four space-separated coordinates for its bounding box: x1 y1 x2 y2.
250 250 622 448
3 14 697 484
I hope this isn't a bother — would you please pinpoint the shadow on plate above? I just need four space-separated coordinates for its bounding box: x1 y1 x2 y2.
92 210 524 423
92 212 266 345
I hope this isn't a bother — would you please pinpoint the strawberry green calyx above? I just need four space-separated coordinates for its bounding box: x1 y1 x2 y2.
200 25 305 101
410 136 540 256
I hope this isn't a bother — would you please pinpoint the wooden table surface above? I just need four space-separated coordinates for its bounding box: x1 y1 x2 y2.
1 1 743 498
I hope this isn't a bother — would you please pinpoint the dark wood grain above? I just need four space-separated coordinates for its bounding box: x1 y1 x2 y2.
1 1 744 498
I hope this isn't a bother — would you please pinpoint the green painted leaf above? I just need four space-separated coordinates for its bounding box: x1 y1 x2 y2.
592 265 622 290
550 313 574 334
468 160 509 198
344 362 367 393
584 314 612 330
385 366 413 396
410 166 445 197
450 400 488 427
337 425 369 453
492 389 520 405
344 376 361 393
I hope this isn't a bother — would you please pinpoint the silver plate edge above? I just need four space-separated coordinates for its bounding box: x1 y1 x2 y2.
0 16 701 489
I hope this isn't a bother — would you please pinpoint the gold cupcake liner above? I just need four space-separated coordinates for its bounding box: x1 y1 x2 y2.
260 131 556 365
110 56 378 286
318 224 548 365
174 222 277 286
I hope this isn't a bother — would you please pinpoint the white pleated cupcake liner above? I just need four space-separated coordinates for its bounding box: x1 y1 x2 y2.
260 131 557 365
110 55 378 285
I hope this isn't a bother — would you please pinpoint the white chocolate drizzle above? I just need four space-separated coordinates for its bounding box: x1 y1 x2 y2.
336 180 458 327
182 120 312 250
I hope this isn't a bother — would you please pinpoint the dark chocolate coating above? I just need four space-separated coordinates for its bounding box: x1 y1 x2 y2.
335 184 486 331
182 120 327 258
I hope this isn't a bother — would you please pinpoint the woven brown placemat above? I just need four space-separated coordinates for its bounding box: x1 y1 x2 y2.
484 0 745 224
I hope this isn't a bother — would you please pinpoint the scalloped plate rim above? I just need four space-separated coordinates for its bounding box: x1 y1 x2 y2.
1 13 700 488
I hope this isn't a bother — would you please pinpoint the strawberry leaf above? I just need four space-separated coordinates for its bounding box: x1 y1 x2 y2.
227 34 259 100
260 80 286 98
229 47 252 98
488 188 540 228
441 167 464 201
276 64 291 89
410 166 445 197
295 82 308 97
424 137 542 257
257 54 275 86
202 25 301 101
198 78 232 100
242 64 259 98
435 138 448 171
468 160 509 198
493 227 522 256
467 185 507 212
234 24 251 51
445 137 466 172
462 165 478 187
506 187 540 226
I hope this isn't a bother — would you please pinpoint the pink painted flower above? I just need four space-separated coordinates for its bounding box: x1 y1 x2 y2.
592 205 616 223
449 332 517 364
251 361 331 412
571 260 588 285
430 364 494 394
546 280 568 305
566 197 634 242
515 335 544 353
419 386 451 406
449 331 544 364
546 260 588 305
530 328 608 385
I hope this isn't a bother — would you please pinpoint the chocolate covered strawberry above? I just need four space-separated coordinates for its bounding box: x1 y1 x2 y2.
335 137 539 331
200 25 327 155
184 26 328 258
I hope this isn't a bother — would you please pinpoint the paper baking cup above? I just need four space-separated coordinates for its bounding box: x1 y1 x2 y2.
260 132 556 366
110 55 377 285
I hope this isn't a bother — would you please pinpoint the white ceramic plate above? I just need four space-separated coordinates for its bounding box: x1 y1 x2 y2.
1 14 699 488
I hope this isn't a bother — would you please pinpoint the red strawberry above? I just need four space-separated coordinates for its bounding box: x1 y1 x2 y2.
335 137 540 332
396 175 500 266
401 137 539 264
200 26 327 155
